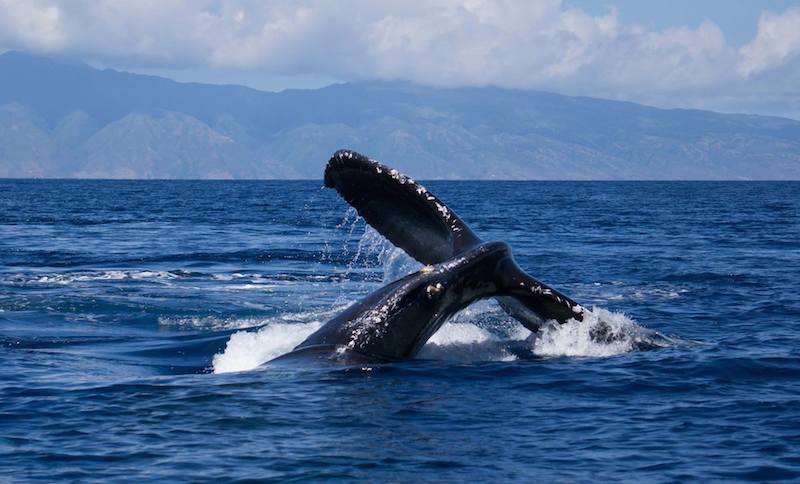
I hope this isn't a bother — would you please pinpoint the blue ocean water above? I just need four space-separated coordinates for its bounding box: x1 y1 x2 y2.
1 179 798 481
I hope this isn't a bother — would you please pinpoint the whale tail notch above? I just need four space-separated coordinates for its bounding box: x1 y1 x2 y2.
324 149 584 330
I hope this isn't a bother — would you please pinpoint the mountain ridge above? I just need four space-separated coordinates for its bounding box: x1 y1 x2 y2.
1 50 799 180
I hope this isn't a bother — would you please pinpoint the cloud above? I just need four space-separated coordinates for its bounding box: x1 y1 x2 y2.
0 0 798 117
0 0 65 51
738 6 800 76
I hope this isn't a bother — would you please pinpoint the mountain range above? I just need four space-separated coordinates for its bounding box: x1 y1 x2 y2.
1 50 799 179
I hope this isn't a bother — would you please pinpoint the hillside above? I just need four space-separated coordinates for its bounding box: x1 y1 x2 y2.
1 51 799 179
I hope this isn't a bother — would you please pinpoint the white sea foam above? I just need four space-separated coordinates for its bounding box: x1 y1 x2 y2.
212 320 323 374
209 302 670 373
418 322 523 362
12 269 295 294
223 283 277 291
422 307 674 362
211 273 273 283
19 270 181 285
210 305 350 373
531 306 673 358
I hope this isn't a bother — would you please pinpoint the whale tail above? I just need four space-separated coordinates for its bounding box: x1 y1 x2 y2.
324 149 583 331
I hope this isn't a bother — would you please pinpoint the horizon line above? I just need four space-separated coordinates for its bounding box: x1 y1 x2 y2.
2 177 798 183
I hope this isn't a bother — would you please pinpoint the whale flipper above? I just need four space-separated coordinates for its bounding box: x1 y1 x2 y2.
324 149 584 329
325 149 481 265
285 242 520 361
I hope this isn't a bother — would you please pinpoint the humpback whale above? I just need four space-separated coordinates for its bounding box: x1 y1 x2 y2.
274 149 584 364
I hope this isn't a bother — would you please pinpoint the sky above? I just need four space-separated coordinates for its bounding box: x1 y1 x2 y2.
1 0 800 119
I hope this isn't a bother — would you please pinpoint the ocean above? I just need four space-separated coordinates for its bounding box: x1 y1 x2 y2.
1 179 798 481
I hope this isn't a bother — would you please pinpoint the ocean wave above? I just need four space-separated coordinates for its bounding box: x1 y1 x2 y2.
160 305 345 333
7 270 187 285
568 281 690 303
159 315 270 331
2 269 359 289
2 248 357 268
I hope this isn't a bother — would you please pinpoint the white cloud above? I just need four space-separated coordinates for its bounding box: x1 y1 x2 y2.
0 0 798 117
739 6 800 76
0 0 65 51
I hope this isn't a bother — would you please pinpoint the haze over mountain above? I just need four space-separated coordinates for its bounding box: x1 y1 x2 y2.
1 51 798 180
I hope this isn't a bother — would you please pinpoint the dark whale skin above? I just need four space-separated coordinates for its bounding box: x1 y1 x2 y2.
280 241 511 362
271 150 585 364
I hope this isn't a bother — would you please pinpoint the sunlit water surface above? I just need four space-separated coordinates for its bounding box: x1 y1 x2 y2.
1 180 798 481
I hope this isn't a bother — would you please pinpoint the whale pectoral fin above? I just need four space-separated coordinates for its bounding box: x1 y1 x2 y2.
325 149 482 265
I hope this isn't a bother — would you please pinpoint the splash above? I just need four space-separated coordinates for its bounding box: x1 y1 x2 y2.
211 221 679 373
418 306 676 363
212 222 404 374
418 322 524 362
212 321 323 374
532 307 676 358
210 304 351 373
210 303 675 372
381 246 422 283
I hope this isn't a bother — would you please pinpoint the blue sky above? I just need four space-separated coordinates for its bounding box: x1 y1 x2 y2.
1 0 799 118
